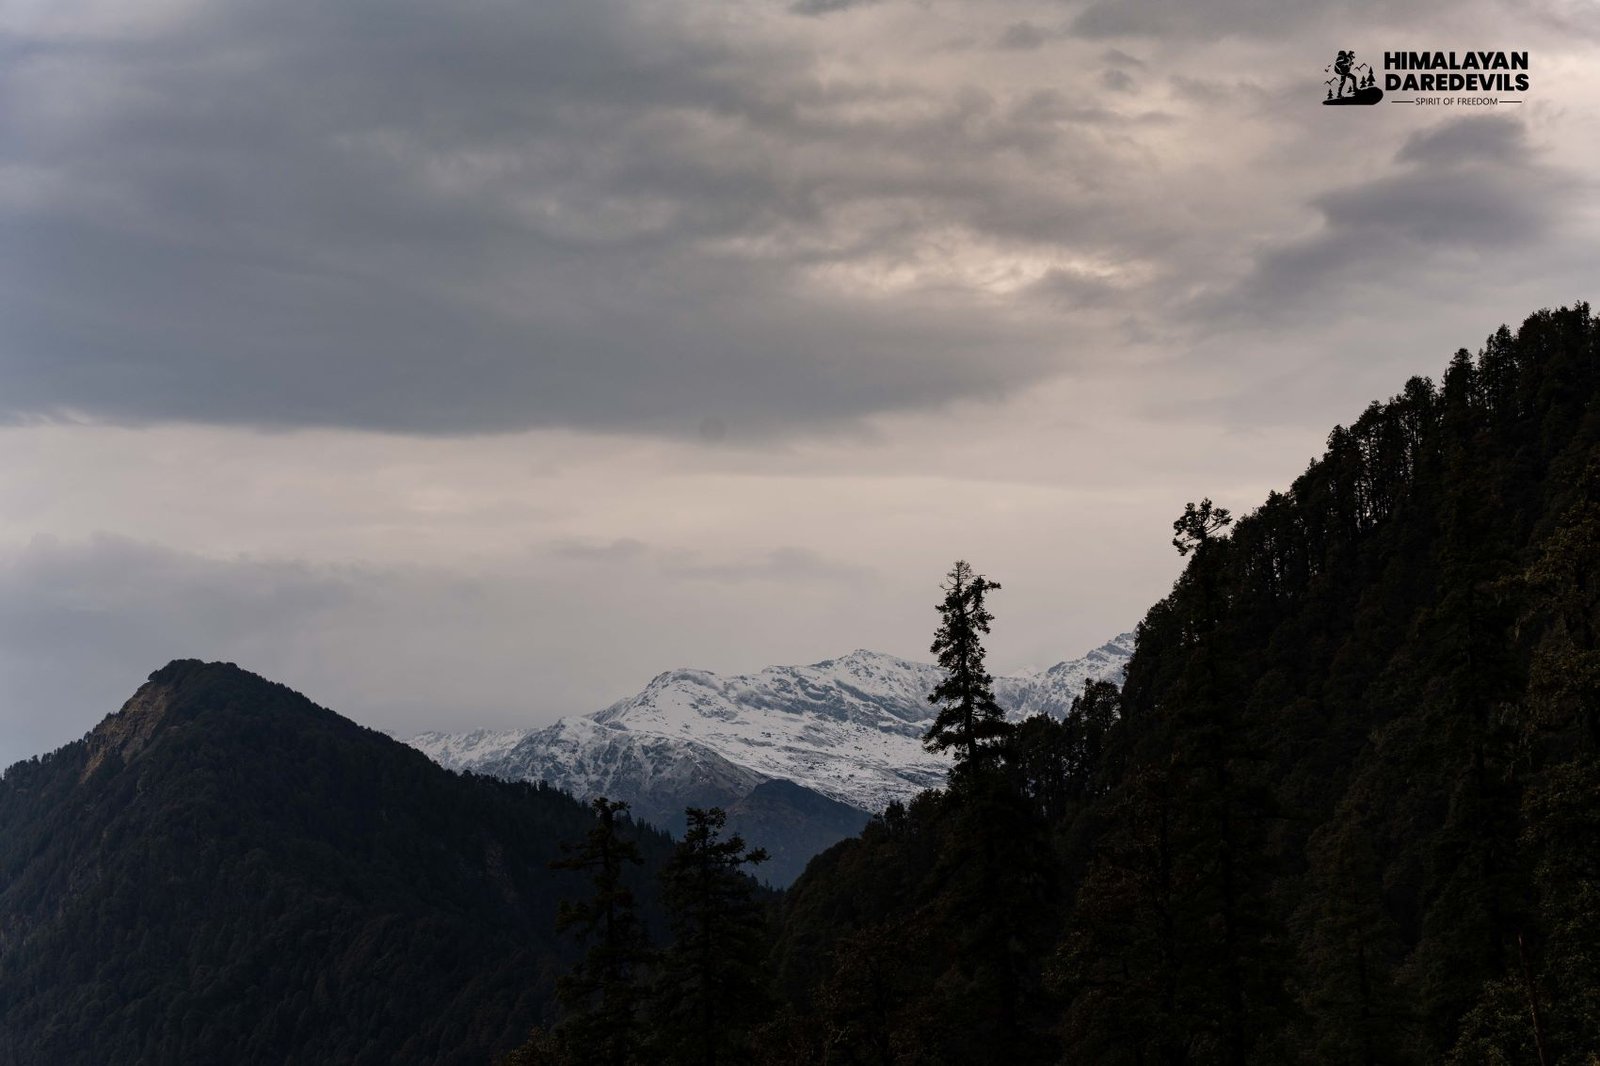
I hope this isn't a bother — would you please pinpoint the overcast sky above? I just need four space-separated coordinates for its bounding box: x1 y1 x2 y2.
3 0 1597 768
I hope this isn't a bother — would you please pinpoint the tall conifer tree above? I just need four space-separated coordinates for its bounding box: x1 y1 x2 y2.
650 807 770 1066
549 797 652 1066
923 560 1009 774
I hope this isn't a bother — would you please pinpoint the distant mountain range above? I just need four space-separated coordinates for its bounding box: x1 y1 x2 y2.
409 634 1134 884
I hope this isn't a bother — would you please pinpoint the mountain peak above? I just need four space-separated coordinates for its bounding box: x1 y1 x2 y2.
3 661 679 1063
146 656 223 683
816 647 920 670
413 633 1134 818
82 674 180 781
80 659 244 777
1034 631 1136 677
79 659 355 786
836 647 902 662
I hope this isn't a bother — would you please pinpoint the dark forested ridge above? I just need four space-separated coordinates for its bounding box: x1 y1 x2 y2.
767 303 1600 1064
0 660 676 1066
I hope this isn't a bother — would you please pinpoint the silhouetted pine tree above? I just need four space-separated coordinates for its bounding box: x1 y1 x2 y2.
649 807 771 1066
1173 498 1257 1065
1072 678 1120 799
923 560 1010 776
1009 712 1078 823
1009 678 1121 821
549 798 652 1066
915 561 1056 1060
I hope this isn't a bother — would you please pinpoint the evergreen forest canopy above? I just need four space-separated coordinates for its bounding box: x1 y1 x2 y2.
529 302 1600 1064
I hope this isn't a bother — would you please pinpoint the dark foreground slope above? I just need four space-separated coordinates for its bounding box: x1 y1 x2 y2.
0 660 673 1066
771 304 1600 1063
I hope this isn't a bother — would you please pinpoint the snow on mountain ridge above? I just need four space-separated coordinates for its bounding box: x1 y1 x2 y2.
1001 632 1138 719
408 633 1135 816
406 727 527 772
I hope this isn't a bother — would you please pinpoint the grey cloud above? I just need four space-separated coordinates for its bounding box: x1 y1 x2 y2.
1001 88 1168 135
0 536 562 768
1317 170 1543 247
1068 0 1453 40
550 537 652 561
1073 0 1591 44
548 538 875 584
790 0 880 15
0 0 1115 438
664 546 878 584
998 22 1051 50
1210 117 1577 318
1101 68 1137 92
0 536 356 768
1165 74 1272 107
0 535 668 770
1026 268 1122 310
1071 0 1316 39
1395 113 1528 166
0 533 909 770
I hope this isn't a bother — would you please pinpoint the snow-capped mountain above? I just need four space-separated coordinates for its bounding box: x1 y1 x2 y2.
404 727 527 770
409 632 1134 821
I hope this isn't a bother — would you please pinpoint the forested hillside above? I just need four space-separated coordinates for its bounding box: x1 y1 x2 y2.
766 303 1600 1064
0 660 676 1066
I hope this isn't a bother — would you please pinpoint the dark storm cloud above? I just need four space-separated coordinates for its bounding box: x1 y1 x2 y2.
1210 117 1578 319
0 0 1102 436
